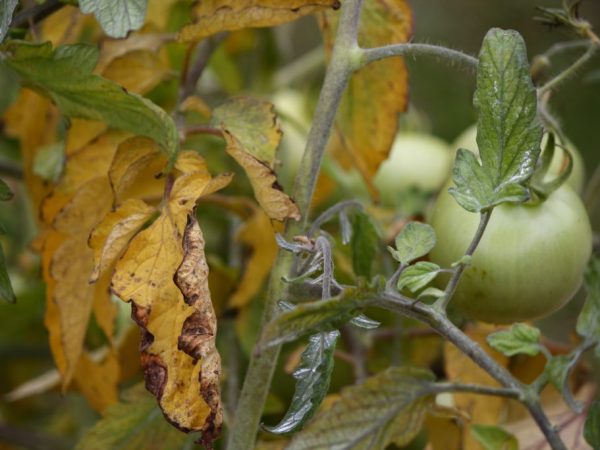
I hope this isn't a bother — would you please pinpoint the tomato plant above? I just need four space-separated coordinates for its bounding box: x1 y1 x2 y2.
429 182 592 323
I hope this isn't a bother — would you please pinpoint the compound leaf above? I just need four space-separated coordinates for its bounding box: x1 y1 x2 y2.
287 366 436 450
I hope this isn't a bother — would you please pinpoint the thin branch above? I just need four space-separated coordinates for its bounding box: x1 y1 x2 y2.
308 199 363 237
538 42 599 95
184 125 223 138
432 382 521 400
386 263 406 292
542 39 590 59
360 43 478 70
437 210 492 310
10 0 63 29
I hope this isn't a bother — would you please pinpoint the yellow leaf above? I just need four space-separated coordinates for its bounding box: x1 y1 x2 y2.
320 0 412 186
228 209 278 309
73 350 120 414
108 136 165 203
101 50 170 95
40 6 89 46
89 198 156 283
178 0 342 42
211 97 299 221
444 324 510 450
65 119 107 155
96 33 169 73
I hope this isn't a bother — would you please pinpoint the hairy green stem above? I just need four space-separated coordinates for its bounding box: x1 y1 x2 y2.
228 1 364 448
437 210 492 310
360 43 478 69
538 42 599 94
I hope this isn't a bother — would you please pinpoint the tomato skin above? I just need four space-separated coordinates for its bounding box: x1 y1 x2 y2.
453 124 586 194
429 183 592 324
374 132 452 205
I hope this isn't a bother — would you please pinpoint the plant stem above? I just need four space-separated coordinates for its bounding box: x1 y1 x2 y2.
10 0 63 29
228 2 364 448
538 42 599 95
360 43 478 70
0 161 23 180
432 382 521 399
437 210 492 310
376 292 567 450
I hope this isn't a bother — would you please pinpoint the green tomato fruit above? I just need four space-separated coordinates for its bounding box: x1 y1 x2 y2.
429 183 592 324
374 132 453 205
452 124 586 193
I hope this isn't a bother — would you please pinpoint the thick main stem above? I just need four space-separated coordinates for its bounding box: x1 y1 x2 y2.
227 1 363 448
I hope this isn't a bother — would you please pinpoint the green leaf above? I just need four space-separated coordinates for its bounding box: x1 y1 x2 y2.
75 384 190 450
264 330 339 435
546 354 581 412
351 211 379 278
449 28 542 213
263 287 374 349
417 287 445 301
397 261 441 292
584 401 600 449
4 41 178 161
0 0 17 43
0 178 13 201
79 0 148 38
486 323 541 357
0 244 16 303
287 367 436 450
33 141 65 182
388 222 436 265
471 424 518 450
576 256 600 342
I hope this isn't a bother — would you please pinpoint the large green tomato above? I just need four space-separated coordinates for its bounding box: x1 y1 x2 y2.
453 124 586 193
374 132 453 205
429 184 592 324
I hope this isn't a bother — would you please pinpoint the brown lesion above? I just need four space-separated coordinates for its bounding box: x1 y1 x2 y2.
140 353 167 400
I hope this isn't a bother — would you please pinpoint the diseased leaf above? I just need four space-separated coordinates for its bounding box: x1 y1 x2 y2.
4 42 179 160
0 0 17 43
264 330 339 434
179 0 341 42
228 209 278 309
584 401 600 449
262 287 374 349
174 215 223 446
320 0 412 187
471 424 518 450
397 261 441 293
111 152 229 443
486 323 542 357
0 178 13 201
79 0 148 38
212 97 300 221
287 367 435 450
449 28 542 212
351 211 379 278
75 384 190 450
0 244 16 303
89 198 156 283
389 222 436 265
577 256 600 343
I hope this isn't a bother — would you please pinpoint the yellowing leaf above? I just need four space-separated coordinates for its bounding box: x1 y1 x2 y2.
89 199 156 283
65 119 108 155
108 136 165 203
96 33 168 73
73 350 120 414
212 97 300 221
444 324 510 450
228 209 278 309
178 0 341 42
321 0 412 187
101 50 170 95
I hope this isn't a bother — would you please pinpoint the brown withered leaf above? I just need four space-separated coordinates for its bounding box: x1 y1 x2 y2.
212 97 300 222
178 0 341 42
320 0 412 187
174 215 223 447
228 208 278 309
89 198 156 283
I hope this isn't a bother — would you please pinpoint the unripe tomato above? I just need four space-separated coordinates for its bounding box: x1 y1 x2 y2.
374 132 453 205
429 183 592 324
452 124 586 193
